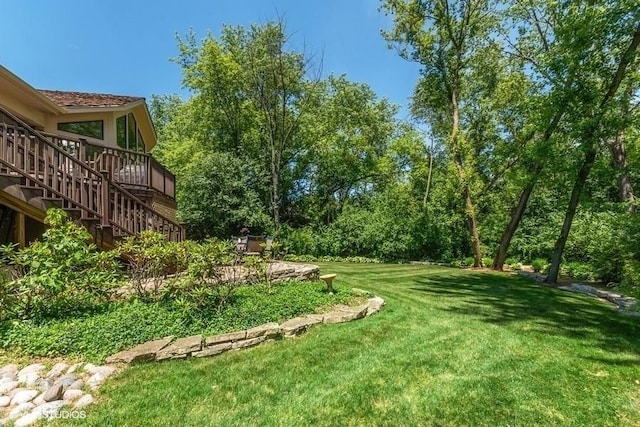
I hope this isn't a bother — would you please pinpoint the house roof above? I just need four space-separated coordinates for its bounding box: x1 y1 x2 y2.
38 90 144 108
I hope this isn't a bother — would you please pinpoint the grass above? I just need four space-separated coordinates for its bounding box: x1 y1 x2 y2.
58 263 640 426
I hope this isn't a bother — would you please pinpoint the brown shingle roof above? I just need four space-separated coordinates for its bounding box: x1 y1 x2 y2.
38 90 143 108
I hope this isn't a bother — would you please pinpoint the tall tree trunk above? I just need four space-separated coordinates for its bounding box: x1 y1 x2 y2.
270 145 280 229
450 87 482 267
546 148 597 283
423 138 435 207
492 176 537 270
609 130 635 210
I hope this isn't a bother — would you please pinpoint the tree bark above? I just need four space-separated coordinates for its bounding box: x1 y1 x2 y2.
492 177 537 270
546 148 597 283
423 138 435 207
609 130 635 210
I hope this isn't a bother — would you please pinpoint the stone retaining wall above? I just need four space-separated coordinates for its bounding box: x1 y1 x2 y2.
106 295 385 364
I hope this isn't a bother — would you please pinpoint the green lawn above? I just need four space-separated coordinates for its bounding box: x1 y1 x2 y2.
61 264 640 426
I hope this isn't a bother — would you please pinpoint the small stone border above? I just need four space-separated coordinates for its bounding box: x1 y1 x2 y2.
106 294 385 364
517 271 638 316
0 362 117 426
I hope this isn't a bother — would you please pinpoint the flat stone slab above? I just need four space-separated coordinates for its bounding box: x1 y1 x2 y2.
205 331 247 346
245 323 282 339
156 335 203 360
106 336 174 364
323 303 369 324
281 316 323 337
366 297 385 316
192 342 233 358
232 336 266 349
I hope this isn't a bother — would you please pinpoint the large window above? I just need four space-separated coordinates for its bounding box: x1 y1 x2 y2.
57 120 104 140
116 114 145 152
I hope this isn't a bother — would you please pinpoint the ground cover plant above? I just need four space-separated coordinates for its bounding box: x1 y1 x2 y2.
57 263 640 426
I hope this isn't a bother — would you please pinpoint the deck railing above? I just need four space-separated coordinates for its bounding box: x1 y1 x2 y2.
43 133 176 199
0 107 184 242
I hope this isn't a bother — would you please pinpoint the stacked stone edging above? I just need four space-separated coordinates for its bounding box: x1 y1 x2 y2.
106 294 385 364
0 362 117 426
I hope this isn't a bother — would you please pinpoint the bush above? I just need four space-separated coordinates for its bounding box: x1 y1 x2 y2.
531 258 548 273
562 262 597 281
481 258 494 268
0 209 120 321
620 261 640 297
463 257 475 267
282 254 382 264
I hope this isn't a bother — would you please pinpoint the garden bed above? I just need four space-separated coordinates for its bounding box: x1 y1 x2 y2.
0 280 356 363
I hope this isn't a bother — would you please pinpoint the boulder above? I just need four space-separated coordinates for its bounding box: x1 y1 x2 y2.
19 373 40 388
34 400 65 420
0 396 10 407
87 373 107 390
68 380 84 390
0 381 19 394
42 384 63 402
73 394 94 408
192 342 233 358
106 336 174 364
66 363 82 374
17 364 44 378
14 411 41 427
205 331 246 346
54 374 78 388
62 389 84 402
8 402 35 420
11 390 39 406
156 335 203 360
45 363 68 379
0 364 18 375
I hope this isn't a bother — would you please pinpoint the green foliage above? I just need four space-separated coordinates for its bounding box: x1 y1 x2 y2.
0 209 120 321
620 261 640 297
531 258 548 273
561 262 597 281
283 254 382 264
117 231 188 300
0 281 353 362
481 258 494 268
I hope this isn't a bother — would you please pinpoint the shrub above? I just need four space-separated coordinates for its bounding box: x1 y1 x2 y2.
531 258 548 273
620 261 640 297
463 257 475 267
505 257 518 267
0 209 120 321
481 258 494 268
562 262 597 281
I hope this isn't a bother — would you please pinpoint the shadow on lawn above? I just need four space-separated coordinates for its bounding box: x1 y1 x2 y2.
411 272 640 358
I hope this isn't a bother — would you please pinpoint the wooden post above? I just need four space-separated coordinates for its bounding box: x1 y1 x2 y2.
14 212 25 248
100 171 111 228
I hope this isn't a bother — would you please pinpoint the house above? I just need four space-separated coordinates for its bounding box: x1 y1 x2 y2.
0 65 183 249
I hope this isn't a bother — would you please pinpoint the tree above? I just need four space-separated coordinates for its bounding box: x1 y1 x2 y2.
174 22 321 230
382 0 502 266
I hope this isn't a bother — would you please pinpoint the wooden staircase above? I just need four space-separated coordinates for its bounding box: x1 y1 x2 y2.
0 106 184 247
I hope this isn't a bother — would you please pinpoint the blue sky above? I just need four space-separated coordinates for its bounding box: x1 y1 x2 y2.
1 0 420 120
